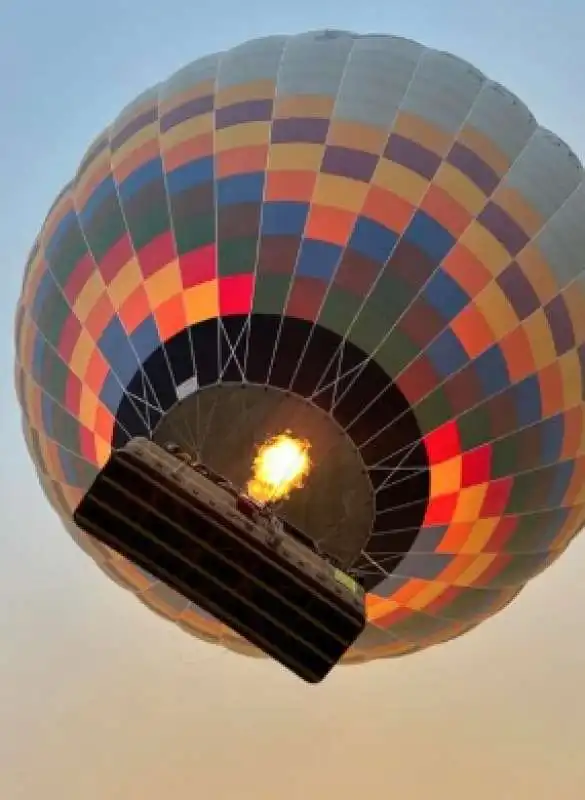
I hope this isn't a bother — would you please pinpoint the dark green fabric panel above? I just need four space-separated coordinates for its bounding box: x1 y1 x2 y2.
252 274 291 314
318 288 362 337
126 200 169 251
412 386 453 434
374 330 420 377
175 215 215 254
217 237 257 276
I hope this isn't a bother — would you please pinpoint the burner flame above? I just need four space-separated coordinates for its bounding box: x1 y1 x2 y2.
246 431 311 504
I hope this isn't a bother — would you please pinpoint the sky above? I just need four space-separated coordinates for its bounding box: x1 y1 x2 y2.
2 0 585 797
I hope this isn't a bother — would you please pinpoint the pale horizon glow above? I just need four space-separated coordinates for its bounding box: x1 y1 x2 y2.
2 1 585 798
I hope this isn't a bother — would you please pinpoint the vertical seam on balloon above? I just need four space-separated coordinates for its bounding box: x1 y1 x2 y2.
212 51 225 379
16 236 42 310
210 51 234 654
344 154 585 457
191 56 224 451
318 86 542 420
209 59 249 384
268 38 356 389
320 342 583 531
263 37 406 515
285 60 545 588
285 37 427 397
154 75 202 454
256 33 411 588
212 48 254 384
256 37 427 584
16 303 127 446
70 161 157 434
155 65 215 611
16 302 135 464
193 49 229 463
353 355 585 524
302 48 471 409
148 79 185 407
37 179 151 437
263 34 357 384
68 159 154 437
376 145 585 391
354 389 585 525
362 454 581 518
100 107 169 424
240 36 290 380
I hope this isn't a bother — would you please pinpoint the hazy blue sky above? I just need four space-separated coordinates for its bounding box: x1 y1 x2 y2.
2 1 585 798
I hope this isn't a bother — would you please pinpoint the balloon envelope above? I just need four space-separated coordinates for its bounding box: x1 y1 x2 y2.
14 30 585 664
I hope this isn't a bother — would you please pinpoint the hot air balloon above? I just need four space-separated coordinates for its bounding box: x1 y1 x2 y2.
14 30 585 673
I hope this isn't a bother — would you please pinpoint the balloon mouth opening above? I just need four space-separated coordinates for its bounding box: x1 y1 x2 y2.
151 382 374 569
112 314 430 589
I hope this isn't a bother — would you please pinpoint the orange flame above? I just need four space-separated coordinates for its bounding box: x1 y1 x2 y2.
246 432 311 504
